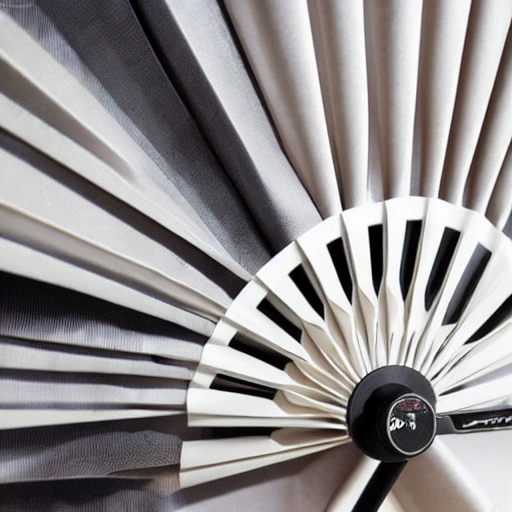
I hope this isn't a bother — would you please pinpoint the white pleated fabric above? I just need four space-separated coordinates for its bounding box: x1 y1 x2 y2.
0 0 511 511
225 0 512 218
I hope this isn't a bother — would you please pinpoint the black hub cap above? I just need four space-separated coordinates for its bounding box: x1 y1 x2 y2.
347 366 437 462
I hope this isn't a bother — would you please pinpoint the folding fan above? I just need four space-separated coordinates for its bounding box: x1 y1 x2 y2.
0 1 511 511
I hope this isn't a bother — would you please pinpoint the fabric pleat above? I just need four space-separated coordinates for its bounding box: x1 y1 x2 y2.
414 0 472 199
307 0 369 209
0 3 270 276
0 133 232 320
365 0 423 200
0 272 207 360
485 144 512 230
438 0 512 205
464 25 512 214
223 0 343 218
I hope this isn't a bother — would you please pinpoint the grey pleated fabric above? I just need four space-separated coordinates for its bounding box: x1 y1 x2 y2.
131 0 322 253
0 0 322 509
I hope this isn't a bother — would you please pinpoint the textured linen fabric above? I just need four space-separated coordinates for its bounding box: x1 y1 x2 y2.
131 0 322 253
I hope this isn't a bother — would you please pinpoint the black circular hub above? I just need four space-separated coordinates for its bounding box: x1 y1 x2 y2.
347 366 437 462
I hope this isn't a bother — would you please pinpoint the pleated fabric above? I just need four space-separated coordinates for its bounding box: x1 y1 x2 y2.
0 0 511 511
224 0 512 220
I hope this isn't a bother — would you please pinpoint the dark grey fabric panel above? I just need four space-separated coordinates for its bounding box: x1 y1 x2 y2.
0 478 181 512
2 0 272 274
0 271 207 361
130 0 321 253
0 416 186 483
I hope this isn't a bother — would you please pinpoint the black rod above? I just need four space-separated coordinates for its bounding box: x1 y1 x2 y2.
352 461 408 512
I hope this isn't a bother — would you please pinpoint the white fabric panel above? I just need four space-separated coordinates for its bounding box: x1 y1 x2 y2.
394 439 493 512
365 0 423 199
0 202 225 322
0 147 230 319
224 0 342 218
0 409 179 430
437 372 512 414
416 0 472 198
181 429 347 488
464 27 512 214
486 144 512 229
307 0 368 209
177 443 363 512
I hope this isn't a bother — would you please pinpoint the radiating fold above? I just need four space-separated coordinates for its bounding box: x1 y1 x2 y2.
0 136 231 321
0 271 209 359
415 0 472 198
464 25 512 214
365 0 423 200
485 144 512 230
307 0 369 209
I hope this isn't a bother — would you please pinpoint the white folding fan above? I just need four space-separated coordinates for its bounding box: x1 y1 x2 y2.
0 1 511 511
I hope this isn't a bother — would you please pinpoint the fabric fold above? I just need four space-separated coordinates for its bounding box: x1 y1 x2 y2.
224 0 342 217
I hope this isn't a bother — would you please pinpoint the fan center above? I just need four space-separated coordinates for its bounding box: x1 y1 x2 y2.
347 366 437 462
